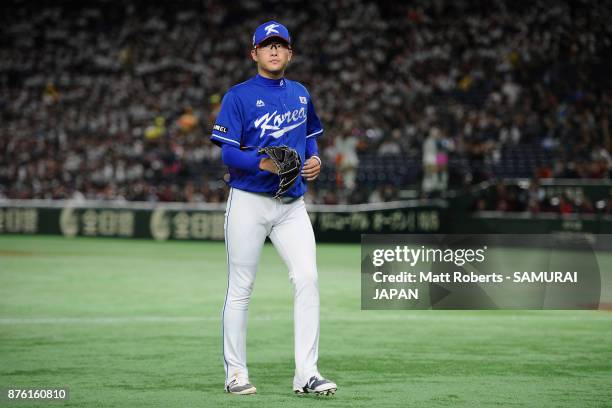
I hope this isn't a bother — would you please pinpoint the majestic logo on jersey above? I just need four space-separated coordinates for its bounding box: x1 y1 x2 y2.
299 96 307 104
213 124 228 134
254 108 307 139
256 99 265 107
264 23 280 35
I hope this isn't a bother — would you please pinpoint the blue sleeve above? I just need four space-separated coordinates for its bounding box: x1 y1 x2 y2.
305 137 319 159
211 91 243 147
306 96 323 139
221 144 263 173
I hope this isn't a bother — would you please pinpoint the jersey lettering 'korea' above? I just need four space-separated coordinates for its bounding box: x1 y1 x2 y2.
211 74 323 198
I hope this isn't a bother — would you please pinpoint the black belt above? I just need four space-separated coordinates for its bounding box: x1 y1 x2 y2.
276 195 301 204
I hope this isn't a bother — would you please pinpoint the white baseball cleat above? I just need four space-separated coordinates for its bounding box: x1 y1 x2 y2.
294 375 337 396
225 376 257 395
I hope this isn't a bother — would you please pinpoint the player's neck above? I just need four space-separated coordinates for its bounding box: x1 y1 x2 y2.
257 68 285 80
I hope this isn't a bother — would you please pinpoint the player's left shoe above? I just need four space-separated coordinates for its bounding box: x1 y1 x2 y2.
293 375 337 396
225 376 257 395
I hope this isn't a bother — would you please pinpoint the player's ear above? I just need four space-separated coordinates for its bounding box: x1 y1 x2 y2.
287 48 293 63
250 48 258 63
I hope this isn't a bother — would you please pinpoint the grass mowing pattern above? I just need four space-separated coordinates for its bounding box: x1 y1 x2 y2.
1 235 611 407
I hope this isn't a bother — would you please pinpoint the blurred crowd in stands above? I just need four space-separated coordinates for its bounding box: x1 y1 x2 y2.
1 0 611 208
472 180 612 215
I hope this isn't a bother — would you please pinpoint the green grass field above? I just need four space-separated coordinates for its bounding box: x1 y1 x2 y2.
1 235 611 407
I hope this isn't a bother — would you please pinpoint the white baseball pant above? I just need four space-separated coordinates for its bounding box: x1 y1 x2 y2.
221 187 320 388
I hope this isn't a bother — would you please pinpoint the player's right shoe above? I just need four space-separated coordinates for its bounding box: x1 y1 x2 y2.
225 376 257 395
293 375 337 396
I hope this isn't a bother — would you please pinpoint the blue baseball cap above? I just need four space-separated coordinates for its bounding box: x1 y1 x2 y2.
252 21 291 47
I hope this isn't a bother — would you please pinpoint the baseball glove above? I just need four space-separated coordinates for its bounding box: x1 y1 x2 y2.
258 145 302 198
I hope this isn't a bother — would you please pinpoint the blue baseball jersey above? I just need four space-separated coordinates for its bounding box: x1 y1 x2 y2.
211 74 323 198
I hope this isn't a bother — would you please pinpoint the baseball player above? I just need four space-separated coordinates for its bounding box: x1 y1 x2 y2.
211 21 337 396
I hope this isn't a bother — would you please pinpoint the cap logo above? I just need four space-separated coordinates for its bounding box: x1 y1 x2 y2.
264 23 280 35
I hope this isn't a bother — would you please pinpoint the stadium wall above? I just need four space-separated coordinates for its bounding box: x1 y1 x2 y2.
0 200 448 242
3 197 612 242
